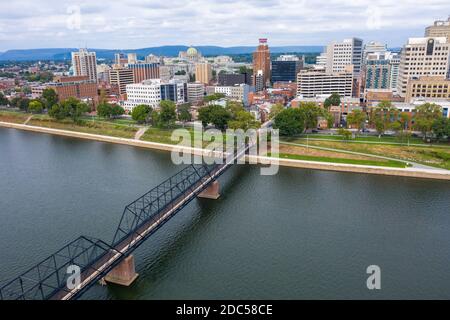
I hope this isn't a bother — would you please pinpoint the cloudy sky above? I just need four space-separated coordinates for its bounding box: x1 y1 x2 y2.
0 0 449 51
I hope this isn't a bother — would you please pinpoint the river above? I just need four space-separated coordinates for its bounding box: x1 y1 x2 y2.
1 127 450 299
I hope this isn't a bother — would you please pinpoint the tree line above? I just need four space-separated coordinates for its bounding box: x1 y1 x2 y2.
272 98 450 142
0 88 59 114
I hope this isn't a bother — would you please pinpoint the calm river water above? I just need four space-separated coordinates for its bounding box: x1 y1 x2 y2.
0 127 449 299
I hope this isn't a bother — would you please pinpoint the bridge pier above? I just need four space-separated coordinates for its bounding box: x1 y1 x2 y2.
198 181 220 200
104 255 139 286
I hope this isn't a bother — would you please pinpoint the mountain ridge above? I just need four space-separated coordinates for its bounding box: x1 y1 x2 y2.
0 45 325 61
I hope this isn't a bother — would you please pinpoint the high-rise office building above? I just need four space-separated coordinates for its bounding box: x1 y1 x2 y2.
218 73 252 86
145 54 162 64
297 66 354 98
271 56 303 83
109 67 134 95
364 55 392 90
363 41 388 63
71 49 98 82
254 70 265 92
187 82 205 104
128 63 160 83
406 76 450 102
252 38 271 88
49 76 98 105
127 53 137 65
124 79 162 112
389 54 401 92
159 66 173 83
160 79 188 104
397 37 450 97
363 52 400 92
195 63 212 85
425 17 450 41
97 64 111 83
114 53 128 67
325 38 363 75
207 84 252 106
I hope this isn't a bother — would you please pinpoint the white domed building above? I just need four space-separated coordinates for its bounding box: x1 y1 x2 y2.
179 46 202 62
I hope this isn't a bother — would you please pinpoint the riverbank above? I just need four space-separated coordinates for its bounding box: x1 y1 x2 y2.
2 121 450 181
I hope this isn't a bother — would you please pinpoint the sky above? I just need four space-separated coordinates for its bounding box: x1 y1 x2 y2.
0 0 449 51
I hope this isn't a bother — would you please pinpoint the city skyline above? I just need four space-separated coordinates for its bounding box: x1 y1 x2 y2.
1 1 450 52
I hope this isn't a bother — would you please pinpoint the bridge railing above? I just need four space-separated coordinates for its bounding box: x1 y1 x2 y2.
0 236 117 300
111 163 219 248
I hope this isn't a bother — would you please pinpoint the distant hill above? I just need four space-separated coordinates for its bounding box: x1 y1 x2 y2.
0 46 324 61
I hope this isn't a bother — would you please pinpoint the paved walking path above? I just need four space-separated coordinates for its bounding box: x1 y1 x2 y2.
281 141 438 170
23 115 33 125
134 127 148 140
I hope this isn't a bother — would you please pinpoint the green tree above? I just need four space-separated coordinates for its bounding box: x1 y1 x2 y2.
110 104 125 118
228 110 261 131
324 93 341 109
297 102 323 132
131 104 152 124
239 66 253 75
59 97 90 122
28 100 44 114
399 112 412 131
210 105 232 130
0 92 9 106
389 121 402 134
158 100 177 128
371 101 398 136
22 86 32 95
10 97 30 111
338 128 352 141
204 93 226 103
432 117 449 141
97 103 112 118
198 106 212 128
42 88 58 110
226 101 245 119
273 108 305 136
346 109 366 134
198 105 232 130
19 98 30 111
414 103 443 141
269 103 284 119
48 103 67 120
178 104 192 126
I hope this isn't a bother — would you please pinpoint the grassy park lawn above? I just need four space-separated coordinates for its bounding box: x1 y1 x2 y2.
0 111 31 124
80 115 138 126
28 116 138 139
298 140 450 170
140 127 183 145
284 134 434 146
272 153 408 168
141 127 231 148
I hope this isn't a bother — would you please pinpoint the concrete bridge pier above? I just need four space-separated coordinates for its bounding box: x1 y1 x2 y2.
104 255 139 286
198 181 220 200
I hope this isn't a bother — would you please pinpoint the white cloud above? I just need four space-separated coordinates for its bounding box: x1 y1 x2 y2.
0 0 449 50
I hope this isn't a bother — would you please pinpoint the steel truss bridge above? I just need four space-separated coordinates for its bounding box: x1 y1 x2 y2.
0 141 253 300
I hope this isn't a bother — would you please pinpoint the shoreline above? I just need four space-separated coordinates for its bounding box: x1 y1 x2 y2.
1 121 450 181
